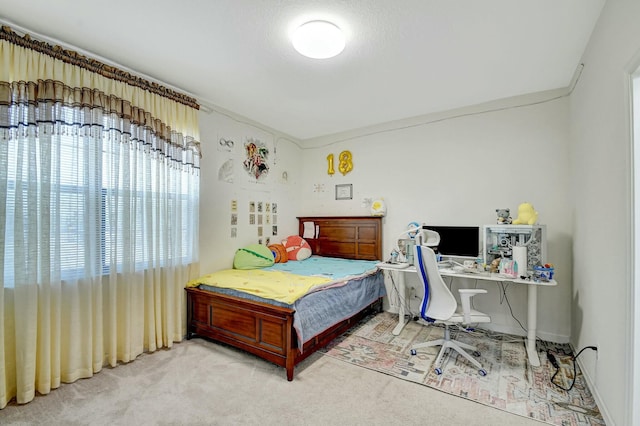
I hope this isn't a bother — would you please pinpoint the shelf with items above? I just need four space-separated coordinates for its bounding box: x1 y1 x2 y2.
482 224 547 273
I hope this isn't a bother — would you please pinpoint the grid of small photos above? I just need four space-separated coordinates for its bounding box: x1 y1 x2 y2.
230 200 278 245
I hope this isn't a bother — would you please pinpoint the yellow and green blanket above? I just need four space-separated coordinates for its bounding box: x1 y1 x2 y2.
186 256 379 304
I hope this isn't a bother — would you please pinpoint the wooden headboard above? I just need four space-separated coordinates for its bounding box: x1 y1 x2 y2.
297 216 382 261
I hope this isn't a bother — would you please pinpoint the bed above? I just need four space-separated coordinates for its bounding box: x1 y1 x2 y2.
185 216 384 381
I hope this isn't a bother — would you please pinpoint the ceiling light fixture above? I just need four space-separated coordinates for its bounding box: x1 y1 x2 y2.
291 20 345 59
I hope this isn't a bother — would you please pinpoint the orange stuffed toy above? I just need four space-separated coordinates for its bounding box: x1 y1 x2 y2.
268 243 288 263
281 235 312 261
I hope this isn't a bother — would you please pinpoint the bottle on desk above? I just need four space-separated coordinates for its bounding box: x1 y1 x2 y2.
499 258 518 278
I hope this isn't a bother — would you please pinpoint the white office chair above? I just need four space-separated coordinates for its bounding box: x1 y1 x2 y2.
418 228 440 248
410 245 491 376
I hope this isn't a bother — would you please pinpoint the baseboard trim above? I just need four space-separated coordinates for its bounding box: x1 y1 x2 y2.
575 356 613 425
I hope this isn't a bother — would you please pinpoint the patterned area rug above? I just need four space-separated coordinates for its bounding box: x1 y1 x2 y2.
319 312 604 425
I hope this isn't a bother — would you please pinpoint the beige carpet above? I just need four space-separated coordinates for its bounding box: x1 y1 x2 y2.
0 334 545 425
320 312 604 426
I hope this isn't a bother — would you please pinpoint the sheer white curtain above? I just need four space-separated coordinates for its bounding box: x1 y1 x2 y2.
0 30 200 408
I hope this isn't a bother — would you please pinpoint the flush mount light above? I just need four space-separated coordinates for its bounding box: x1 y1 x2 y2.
291 20 345 59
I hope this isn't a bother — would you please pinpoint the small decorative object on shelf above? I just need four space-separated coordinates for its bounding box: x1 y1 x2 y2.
533 264 555 282
496 208 512 224
512 202 539 225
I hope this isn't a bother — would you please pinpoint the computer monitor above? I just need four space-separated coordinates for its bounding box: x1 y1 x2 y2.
422 225 480 258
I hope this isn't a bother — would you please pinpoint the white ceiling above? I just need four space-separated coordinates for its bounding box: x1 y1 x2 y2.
0 0 605 141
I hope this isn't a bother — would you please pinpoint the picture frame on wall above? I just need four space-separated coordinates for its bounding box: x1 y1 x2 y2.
335 184 353 200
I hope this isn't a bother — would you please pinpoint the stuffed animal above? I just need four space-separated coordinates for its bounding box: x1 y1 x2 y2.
512 202 539 225
489 258 501 273
233 244 275 269
496 208 512 224
281 235 312 261
268 243 288 263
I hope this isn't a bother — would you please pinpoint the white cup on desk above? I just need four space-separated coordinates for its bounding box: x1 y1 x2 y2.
463 260 475 268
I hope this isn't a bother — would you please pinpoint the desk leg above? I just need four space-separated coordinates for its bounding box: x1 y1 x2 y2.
526 285 541 367
392 270 408 335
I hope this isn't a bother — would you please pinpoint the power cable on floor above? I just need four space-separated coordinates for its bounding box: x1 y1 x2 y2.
547 346 598 391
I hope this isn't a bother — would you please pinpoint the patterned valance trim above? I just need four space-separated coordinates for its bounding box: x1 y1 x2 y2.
0 80 202 166
0 25 200 110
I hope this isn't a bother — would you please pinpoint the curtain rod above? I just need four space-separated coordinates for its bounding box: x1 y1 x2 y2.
0 25 199 110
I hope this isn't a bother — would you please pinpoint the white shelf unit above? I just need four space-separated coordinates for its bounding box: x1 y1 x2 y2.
482 224 547 272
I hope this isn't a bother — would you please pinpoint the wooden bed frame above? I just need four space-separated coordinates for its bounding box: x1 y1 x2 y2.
185 216 383 381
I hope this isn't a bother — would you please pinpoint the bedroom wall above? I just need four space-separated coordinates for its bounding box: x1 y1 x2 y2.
568 1 640 424
297 94 573 343
197 108 303 275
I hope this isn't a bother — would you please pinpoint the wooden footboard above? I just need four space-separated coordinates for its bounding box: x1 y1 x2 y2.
186 287 296 379
186 287 382 380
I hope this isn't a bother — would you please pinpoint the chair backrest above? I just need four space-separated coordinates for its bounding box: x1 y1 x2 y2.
414 245 457 321
420 229 441 247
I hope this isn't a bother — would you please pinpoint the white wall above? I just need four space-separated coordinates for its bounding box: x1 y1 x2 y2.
298 95 573 342
197 92 574 344
569 1 640 425
198 109 303 274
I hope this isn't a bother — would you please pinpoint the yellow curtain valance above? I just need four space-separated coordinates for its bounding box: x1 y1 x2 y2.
0 25 199 109
1 80 183 142
0 25 200 140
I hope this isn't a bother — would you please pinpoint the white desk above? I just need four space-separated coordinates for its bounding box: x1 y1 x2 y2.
376 262 557 367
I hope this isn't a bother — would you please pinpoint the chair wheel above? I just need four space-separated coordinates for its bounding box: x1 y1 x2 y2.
473 351 481 357
435 368 442 375
479 369 487 376
410 349 417 356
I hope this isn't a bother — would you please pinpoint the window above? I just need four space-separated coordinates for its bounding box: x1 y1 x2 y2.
2 104 199 286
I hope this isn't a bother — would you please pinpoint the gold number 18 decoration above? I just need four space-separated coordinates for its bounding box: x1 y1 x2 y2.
338 150 353 175
327 153 335 175
327 150 353 176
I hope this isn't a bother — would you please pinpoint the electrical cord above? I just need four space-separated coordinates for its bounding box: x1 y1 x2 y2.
386 270 416 319
547 346 598 391
466 279 547 346
389 270 541 346
496 281 551 347
442 277 526 344
443 276 530 338
446 321 527 346
498 281 528 333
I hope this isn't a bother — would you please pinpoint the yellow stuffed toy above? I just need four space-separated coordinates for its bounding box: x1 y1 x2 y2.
512 202 539 225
